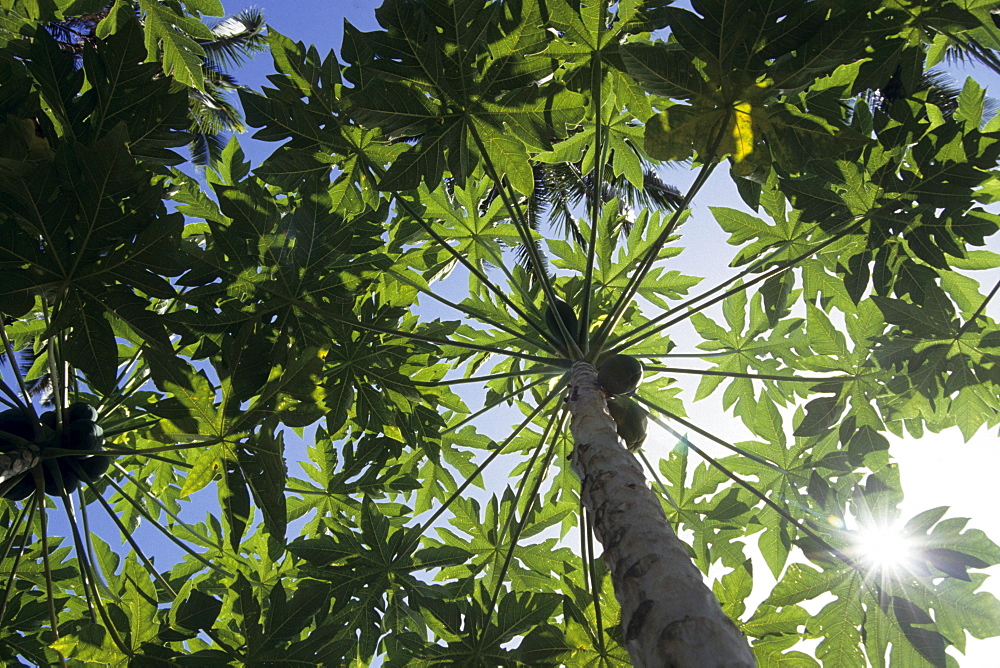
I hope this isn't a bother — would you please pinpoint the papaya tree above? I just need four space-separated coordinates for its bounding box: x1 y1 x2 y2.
1 0 1000 665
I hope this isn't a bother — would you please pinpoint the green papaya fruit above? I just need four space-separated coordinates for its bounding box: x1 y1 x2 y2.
0 408 26 422
597 354 643 395
42 460 73 495
56 460 80 494
544 299 578 346
0 408 33 448
606 396 647 451
64 421 104 452
2 474 35 501
67 402 98 424
36 410 60 449
76 454 112 482
40 410 57 430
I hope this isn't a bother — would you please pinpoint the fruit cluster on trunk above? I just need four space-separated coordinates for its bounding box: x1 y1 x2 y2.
0 402 111 499
597 354 647 451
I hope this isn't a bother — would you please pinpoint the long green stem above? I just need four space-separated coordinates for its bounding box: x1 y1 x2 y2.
467 124 584 359
479 407 566 641
0 493 37 625
42 442 190 468
590 145 723 354
99 473 233 577
0 324 35 416
40 302 64 429
578 493 593 630
634 447 685 517
593 104 732 352
114 462 230 555
578 496 594 644
361 157 555 346
91 433 286 459
467 127 542 276
34 480 66 664
414 381 566 539
60 330 70 413
610 215 867 351
435 176 543 309
643 400 858 570
101 290 194 417
637 398 788 474
955 275 1000 338
445 187 558 327
581 2 610 357
58 491 98 623
281 290 557 365
62 442 213 457
200 197 562 364
0 376 25 409
646 365 864 384
93 492 179 603
927 22 1000 77
81 468 181 598
963 38 1000 76
110 343 145 390
81 477 197 656
48 465 130 654
399 199 555 346
495 404 565 548
584 506 607 657
77 487 101 590
100 419 170 439
442 375 554 435
412 367 563 387
387 268 553 353
611 221 863 354
99 368 152 423
644 351 740 358
0 470 24 497
92 468 243 664
0 493 31 565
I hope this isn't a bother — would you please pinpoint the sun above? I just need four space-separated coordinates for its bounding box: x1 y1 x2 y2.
853 523 919 574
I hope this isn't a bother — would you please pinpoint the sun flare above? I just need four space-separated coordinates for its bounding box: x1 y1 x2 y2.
855 525 917 573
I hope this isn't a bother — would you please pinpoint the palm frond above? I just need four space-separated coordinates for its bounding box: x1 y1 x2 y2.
45 11 112 63
188 132 227 167
1 342 52 404
536 163 588 243
513 238 552 284
189 87 244 134
201 64 242 90
200 8 267 72
942 35 1000 78
633 169 684 211
865 68 999 121
509 160 682 270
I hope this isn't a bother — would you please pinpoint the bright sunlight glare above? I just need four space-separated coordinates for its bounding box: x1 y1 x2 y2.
855 525 917 573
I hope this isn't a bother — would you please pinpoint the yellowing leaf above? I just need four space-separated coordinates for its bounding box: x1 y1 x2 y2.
731 101 755 163
50 622 122 661
180 448 220 497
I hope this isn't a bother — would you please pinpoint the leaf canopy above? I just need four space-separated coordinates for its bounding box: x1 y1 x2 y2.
1 0 999 665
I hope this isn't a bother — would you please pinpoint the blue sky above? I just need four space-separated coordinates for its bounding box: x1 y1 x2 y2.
229 0 380 160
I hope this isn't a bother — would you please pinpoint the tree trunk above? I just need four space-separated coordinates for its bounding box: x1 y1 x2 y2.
567 361 756 667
